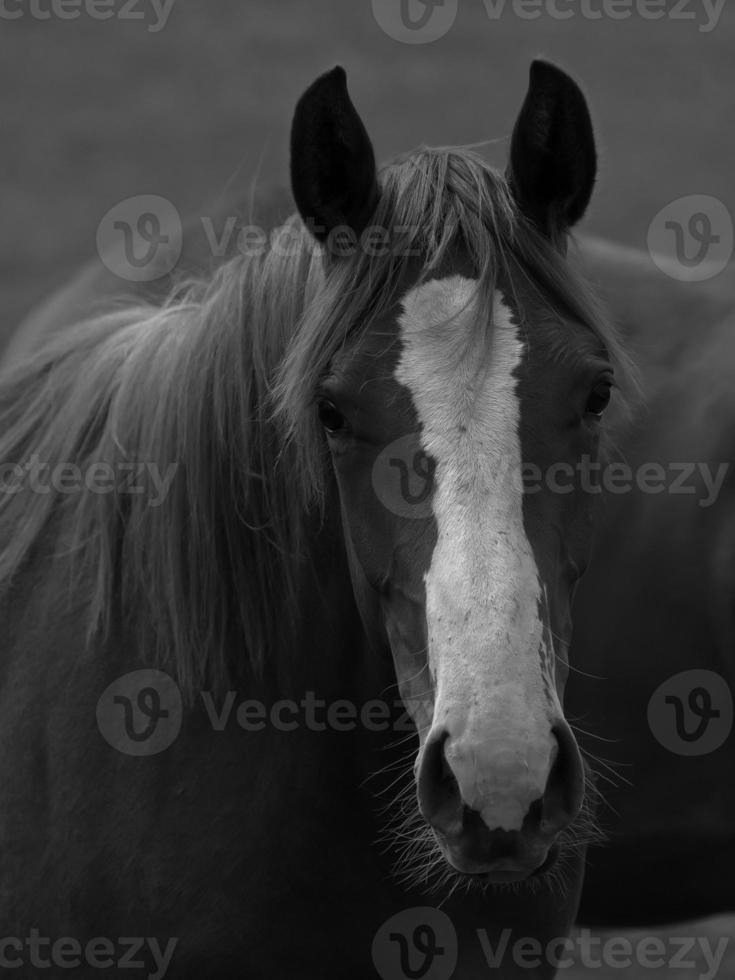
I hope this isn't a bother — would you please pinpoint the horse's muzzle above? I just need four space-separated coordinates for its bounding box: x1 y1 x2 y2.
415 720 585 878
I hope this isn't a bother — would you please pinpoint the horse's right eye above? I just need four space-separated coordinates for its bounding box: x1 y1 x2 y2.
585 380 612 418
317 399 346 434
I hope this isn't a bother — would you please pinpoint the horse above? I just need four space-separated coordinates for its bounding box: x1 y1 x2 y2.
0 61 631 978
8 228 735 941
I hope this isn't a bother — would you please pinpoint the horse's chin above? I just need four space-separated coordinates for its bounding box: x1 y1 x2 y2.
442 843 560 885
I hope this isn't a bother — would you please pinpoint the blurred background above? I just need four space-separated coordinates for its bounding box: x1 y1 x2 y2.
0 0 733 975
1 0 734 336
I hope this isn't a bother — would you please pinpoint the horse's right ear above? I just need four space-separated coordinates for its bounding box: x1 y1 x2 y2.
290 67 380 244
507 60 597 244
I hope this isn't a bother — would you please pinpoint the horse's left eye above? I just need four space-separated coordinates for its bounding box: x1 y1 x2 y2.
317 399 346 434
585 381 612 418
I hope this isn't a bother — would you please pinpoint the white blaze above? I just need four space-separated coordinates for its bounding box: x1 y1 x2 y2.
396 275 557 832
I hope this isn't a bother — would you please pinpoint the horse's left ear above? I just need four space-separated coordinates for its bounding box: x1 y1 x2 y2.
507 60 596 242
290 66 380 243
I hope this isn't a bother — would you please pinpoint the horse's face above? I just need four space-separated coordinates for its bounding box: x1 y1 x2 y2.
290 63 606 882
318 266 609 882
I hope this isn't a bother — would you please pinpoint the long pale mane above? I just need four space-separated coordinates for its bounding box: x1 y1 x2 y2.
0 147 632 699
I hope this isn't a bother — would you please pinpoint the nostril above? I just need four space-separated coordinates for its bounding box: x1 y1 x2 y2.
416 729 462 832
524 797 544 830
541 723 585 836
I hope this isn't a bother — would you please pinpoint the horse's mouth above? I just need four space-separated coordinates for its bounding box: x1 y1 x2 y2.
456 843 560 884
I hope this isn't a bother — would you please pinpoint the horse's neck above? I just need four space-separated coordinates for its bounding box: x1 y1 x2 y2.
1 488 382 728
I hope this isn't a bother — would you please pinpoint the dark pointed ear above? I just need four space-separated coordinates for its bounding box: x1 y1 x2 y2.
507 60 596 242
290 66 380 244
